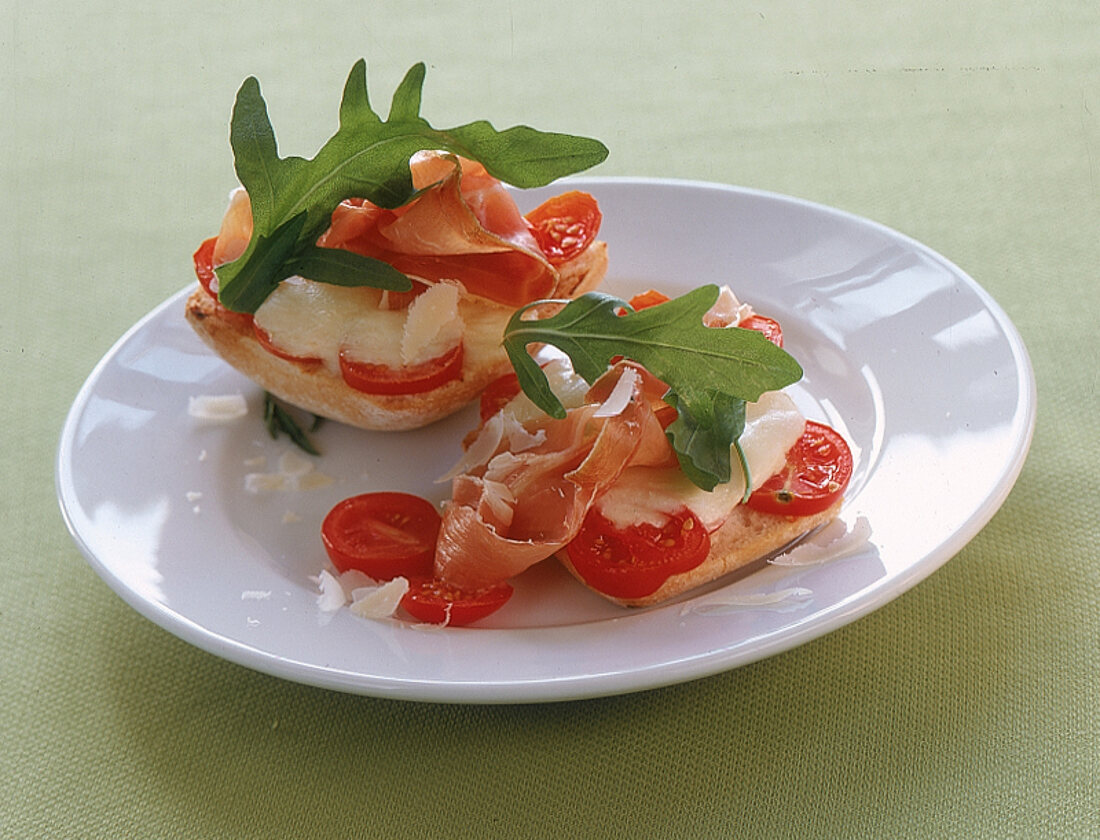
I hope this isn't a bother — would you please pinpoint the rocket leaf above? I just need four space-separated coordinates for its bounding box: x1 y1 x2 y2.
500 285 803 490
215 60 609 313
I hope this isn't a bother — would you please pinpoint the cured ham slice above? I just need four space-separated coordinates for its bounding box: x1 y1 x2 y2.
434 363 675 590
318 152 559 307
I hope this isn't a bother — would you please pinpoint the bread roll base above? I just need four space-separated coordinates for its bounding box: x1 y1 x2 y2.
184 241 607 431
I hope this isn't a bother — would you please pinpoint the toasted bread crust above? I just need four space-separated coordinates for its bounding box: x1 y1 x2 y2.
184 242 607 431
557 498 843 607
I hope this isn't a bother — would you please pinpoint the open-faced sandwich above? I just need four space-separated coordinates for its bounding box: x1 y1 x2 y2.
186 61 609 430
320 285 854 624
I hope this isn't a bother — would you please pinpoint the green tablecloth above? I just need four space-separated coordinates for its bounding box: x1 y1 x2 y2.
5 1 1097 836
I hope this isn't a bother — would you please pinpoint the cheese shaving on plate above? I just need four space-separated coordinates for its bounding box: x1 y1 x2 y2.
680 587 814 616
188 393 248 422
349 578 409 619
769 516 872 566
245 450 333 493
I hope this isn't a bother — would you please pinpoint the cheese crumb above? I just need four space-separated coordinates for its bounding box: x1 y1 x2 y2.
349 577 409 620
188 393 248 422
314 569 348 612
244 449 333 493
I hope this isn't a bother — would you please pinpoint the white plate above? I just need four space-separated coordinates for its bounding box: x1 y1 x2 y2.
56 178 1035 703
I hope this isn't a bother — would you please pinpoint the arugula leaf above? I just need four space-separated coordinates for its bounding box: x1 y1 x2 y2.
500 285 803 490
215 60 609 313
664 390 750 493
262 392 322 456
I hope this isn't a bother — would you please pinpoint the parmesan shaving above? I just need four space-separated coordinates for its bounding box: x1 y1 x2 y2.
188 393 248 422
277 450 313 476
497 356 589 425
436 413 505 483
314 569 348 612
401 281 464 365
502 413 546 453
593 366 639 418
703 285 754 328
349 577 410 620
681 587 814 616
769 516 872 567
245 449 333 493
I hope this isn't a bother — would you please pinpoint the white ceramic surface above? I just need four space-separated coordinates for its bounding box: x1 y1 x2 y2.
56 179 1035 703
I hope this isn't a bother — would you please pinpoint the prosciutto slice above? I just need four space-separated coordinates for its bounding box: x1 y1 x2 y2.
318 152 559 307
434 363 675 590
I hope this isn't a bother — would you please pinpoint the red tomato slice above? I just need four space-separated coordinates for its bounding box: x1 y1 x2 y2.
193 237 254 328
479 371 522 422
400 576 514 626
565 507 710 600
339 342 464 395
628 289 670 310
252 322 323 365
193 237 219 298
321 492 441 580
525 190 601 266
739 314 784 348
747 421 853 517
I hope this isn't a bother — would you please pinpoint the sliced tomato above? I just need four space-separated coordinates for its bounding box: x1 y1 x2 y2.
525 190 601 266
194 237 254 328
628 289 670 310
339 342 463 395
400 576 513 626
479 371 522 422
747 421 853 517
739 314 784 348
193 237 219 298
252 322 322 365
565 507 710 600
321 492 441 580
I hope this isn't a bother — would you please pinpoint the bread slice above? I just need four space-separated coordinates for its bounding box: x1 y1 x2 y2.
185 241 607 431
557 498 842 607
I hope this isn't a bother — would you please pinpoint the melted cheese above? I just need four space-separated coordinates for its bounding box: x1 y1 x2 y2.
254 278 383 372
253 276 513 375
499 357 591 425
596 390 806 531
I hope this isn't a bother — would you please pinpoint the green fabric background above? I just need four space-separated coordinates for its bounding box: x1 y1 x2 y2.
4 1 1097 837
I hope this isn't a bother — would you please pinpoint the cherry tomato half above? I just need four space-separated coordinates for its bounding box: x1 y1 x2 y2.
321 492 441 580
193 237 219 298
628 289 671 310
339 342 464 395
400 576 514 626
525 191 602 266
747 421 853 517
565 507 710 600
738 314 784 348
